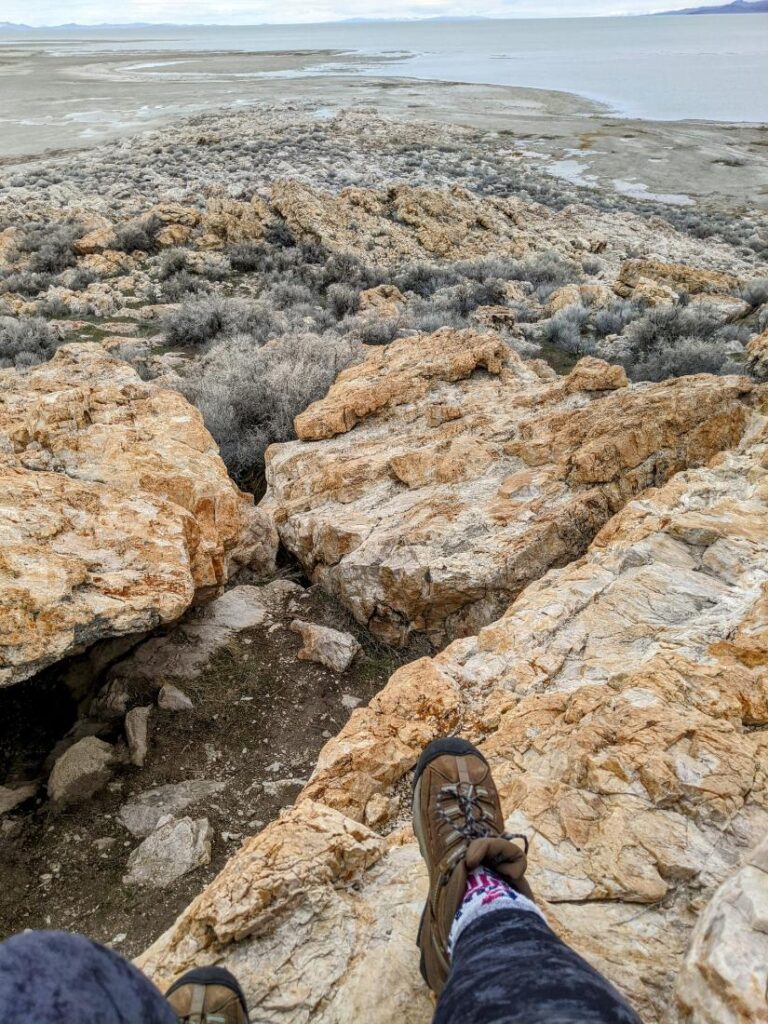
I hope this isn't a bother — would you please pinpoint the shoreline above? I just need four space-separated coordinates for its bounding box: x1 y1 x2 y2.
1 72 766 210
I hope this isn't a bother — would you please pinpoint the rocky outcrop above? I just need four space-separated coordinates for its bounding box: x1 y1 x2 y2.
271 181 528 267
615 258 742 300
139 407 768 1023
0 345 277 687
262 329 759 645
267 181 754 283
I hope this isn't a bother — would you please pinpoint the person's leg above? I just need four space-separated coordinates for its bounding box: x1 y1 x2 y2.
413 737 641 1024
0 930 176 1024
435 897 640 1024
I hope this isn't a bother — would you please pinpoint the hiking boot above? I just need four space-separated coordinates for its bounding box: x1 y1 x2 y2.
412 736 533 995
165 965 248 1024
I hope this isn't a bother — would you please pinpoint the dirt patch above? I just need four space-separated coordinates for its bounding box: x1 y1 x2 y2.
0 581 427 957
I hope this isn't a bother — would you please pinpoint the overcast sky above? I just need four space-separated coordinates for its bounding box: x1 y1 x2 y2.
4 0 723 26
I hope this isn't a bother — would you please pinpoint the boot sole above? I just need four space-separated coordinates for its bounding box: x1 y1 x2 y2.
165 965 249 1017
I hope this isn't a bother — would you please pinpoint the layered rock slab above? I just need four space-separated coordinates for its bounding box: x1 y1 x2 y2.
262 328 759 646
140 399 768 1024
0 344 276 687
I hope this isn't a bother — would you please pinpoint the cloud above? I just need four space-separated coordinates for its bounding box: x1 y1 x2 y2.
4 0 725 25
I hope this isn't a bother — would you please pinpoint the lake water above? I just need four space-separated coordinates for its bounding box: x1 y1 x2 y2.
1 15 766 134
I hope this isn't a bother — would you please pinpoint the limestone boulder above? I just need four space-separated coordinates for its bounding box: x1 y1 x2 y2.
125 706 152 767
139 410 768 1023
0 344 277 687
271 181 530 267
0 783 37 816
262 328 759 645
268 182 755 287
74 226 116 255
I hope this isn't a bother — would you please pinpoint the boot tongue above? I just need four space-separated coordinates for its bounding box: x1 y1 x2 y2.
464 836 529 883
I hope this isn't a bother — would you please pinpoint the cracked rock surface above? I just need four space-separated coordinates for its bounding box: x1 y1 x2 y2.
262 328 760 646
0 344 277 687
139 380 768 1023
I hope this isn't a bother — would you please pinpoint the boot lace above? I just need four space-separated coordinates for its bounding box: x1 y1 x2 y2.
436 782 528 874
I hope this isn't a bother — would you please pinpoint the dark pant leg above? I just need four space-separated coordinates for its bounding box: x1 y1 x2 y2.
0 930 177 1024
434 909 642 1024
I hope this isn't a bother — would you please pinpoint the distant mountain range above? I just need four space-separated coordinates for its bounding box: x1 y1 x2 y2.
659 0 768 12
2 3 767 31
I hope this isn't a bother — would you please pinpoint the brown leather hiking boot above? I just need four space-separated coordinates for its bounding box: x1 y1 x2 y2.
412 736 533 995
165 966 248 1024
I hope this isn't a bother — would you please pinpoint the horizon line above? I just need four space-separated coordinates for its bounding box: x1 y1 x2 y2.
0 8 745 29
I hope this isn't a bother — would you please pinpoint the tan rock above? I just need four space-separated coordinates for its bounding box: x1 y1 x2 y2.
79 251 134 276
155 224 193 248
125 706 152 767
0 227 19 270
358 285 405 319
197 195 268 249
470 304 519 330
632 277 684 305
272 181 529 268
549 282 615 313
615 258 741 299
145 203 201 228
0 783 37 816
140 413 768 1023
264 329 757 645
747 329 768 380
74 226 116 255
0 344 277 686
289 619 362 673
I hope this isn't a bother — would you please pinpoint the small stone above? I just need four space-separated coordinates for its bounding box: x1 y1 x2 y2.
123 816 212 888
119 780 226 837
47 737 115 805
0 783 37 816
364 792 397 829
157 684 194 711
262 778 307 806
93 837 116 851
125 706 152 767
341 694 362 710
289 620 361 674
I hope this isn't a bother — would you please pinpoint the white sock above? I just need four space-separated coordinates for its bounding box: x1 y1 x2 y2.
448 866 546 957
